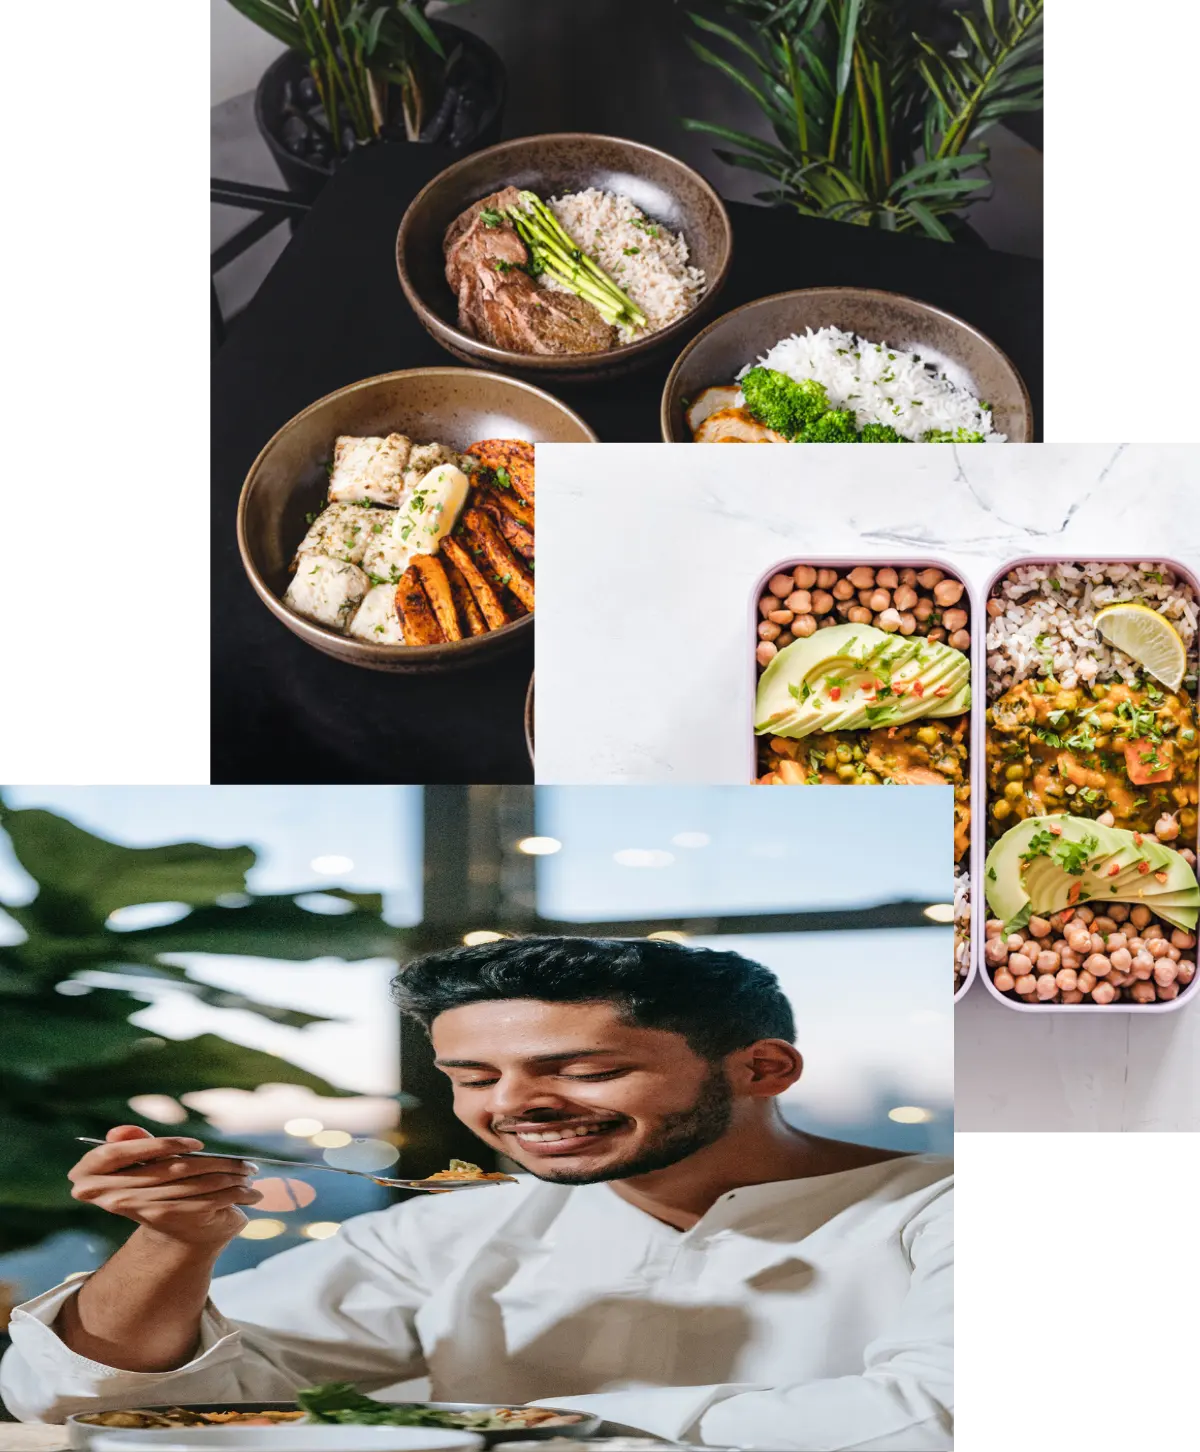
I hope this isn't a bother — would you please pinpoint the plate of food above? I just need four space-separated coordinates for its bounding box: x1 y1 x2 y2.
396 133 732 382
979 558 1200 1010
660 287 1032 444
750 558 976 1000
70 1388 599 1449
237 368 595 672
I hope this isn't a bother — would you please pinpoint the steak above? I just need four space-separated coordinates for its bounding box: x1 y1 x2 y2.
443 189 617 356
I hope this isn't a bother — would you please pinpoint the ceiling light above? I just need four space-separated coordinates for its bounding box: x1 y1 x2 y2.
310 855 354 875
671 832 710 848
301 1222 341 1240
283 1117 323 1138
311 1129 353 1149
923 903 955 923
239 1218 287 1240
463 929 506 946
613 849 675 868
888 1106 933 1124
516 836 562 856
647 930 689 943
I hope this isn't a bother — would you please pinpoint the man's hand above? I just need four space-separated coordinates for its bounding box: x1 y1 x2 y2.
69 1125 262 1249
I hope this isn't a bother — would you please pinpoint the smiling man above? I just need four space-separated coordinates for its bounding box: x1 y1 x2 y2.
1 937 953 1450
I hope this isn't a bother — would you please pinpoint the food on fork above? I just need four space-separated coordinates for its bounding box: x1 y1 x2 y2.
423 1158 517 1183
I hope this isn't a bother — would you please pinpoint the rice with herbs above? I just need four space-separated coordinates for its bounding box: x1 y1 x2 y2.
542 189 706 342
741 326 1003 442
985 562 1199 697
954 868 971 990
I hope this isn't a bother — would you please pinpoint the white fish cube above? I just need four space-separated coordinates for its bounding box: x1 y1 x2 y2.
284 555 369 632
328 434 412 507
348 583 405 644
292 503 378 567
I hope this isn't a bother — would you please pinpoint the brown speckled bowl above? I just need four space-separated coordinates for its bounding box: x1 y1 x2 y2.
397 133 733 383
237 368 595 673
661 287 1033 442
525 672 535 766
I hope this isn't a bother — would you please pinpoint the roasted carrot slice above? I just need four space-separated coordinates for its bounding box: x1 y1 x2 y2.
443 558 488 637
441 536 509 631
475 481 534 530
411 555 463 642
462 508 535 612
466 438 535 506
1125 739 1175 785
394 569 445 646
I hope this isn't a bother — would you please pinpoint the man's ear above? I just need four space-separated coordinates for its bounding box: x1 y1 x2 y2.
733 1039 803 1098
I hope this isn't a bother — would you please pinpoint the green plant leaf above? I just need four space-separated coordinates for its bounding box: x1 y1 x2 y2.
834 0 865 95
2 1004 151 1078
223 0 304 49
685 37 775 113
904 199 954 241
397 0 444 58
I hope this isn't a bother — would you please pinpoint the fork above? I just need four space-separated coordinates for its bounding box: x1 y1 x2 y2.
74 1138 509 1192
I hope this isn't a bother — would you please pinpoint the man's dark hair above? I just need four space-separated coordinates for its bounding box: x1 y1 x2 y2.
392 936 795 1060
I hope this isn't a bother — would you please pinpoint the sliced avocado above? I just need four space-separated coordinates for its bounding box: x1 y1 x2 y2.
754 624 882 737
984 815 1079 926
1147 897 1198 932
1082 836 1175 897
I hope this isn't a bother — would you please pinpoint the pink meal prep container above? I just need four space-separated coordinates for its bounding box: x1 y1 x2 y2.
748 554 978 1003
974 554 1200 1015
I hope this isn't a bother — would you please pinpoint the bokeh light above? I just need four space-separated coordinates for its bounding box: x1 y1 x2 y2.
516 836 562 855
613 849 674 868
249 1177 318 1212
923 903 955 923
239 1218 287 1240
301 1222 341 1240
310 855 354 875
311 1129 353 1149
283 1117 323 1137
888 1106 934 1124
127 1094 189 1124
322 1138 401 1173
462 930 505 946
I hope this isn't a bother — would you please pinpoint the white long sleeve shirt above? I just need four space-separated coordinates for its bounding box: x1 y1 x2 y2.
1 1154 953 1451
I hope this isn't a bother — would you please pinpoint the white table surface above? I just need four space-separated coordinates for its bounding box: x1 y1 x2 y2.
535 441 1200 1130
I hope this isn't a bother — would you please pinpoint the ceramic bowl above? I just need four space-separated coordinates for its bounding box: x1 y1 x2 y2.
396 132 733 383
237 368 595 673
660 287 1033 443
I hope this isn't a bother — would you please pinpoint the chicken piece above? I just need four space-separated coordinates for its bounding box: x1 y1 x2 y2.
347 582 405 644
411 555 463 642
462 508 535 612
441 536 509 630
394 569 446 646
283 556 369 633
291 503 377 568
466 438 535 505
444 558 488 637
328 434 412 506
685 385 741 433
693 407 787 444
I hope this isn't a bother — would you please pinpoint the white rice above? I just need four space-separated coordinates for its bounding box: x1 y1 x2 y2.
741 326 1003 442
985 562 1199 697
542 189 706 342
954 868 971 987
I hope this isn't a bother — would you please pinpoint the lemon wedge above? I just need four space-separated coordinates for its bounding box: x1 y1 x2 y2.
1094 602 1187 690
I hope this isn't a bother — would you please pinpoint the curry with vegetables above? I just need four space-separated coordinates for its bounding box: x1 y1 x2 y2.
986 675 1199 840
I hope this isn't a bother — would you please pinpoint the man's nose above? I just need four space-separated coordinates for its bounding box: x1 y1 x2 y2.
485 1073 564 1118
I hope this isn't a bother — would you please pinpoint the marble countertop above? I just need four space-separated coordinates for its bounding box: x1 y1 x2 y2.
534 441 1200 1130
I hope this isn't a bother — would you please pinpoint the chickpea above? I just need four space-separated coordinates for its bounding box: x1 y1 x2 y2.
879 568 901 589
787 615 815 641
768 609 793 625
899 613 918 636
889 585 917 612
756 641 778 668
1083 953 1112 977
847 606 873 624
1075 906 1095 924
948 629 971 651
1066 929 1092 956
1036 975 1058 1001
790 565 816 590
1169 944 1182 961
916 725 939 747
856 588 874 607
1014 974 1037 995
1171 929 1196 950
1028 916 1052 939
1108 903 1129 923
1141 923 1164 940
877 608 902 633
1127 937 1145 953
1155 814 1180 841
1157 982 1180 1000
768 574 794 598
819 617 838 629
986 597 1005 617
832 578 856 601
867 588 891 612
1037 949 1061 973
1149 938 1172 959
1154 960 1178 988
1129 981 1156 1004
1006 932 1027 951
758 621 781 641
1129 904 1152 929
1055 967 1077 992
1004 781 1023 802
993 969 1016 993
927 627 947 643
991 799 1011 821
1104 933 1127 954
785 590 812 614
1109 947 1133 972
847 566 875 589
1076 969 1097 993
1090 934 1106 955
1092 982 1117 1004
1180 848 1197 867
985 919 1004 937
1130 952 1155 980
933 579 965 606
915 568 944 590
815 568 838 590
942 608 969 633
1177 960 1196 984
1009 952 1033 976
1061 989 1084 1004
913 598 934 622
810 590 834 616
1092 916 1116 936
1059 948 1081 970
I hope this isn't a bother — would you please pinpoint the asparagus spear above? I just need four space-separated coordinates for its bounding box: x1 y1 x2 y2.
505 190 648 332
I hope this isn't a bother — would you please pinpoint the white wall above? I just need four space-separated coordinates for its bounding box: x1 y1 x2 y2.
210 0 286 107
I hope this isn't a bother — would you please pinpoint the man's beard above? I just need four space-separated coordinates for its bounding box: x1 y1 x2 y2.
516 1066 735 1185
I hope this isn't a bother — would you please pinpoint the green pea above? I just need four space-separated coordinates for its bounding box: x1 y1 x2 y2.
1004 781 1023 801
1005 763 1025 781
835 744 853 763
836 764 857 782
992 799 1011 820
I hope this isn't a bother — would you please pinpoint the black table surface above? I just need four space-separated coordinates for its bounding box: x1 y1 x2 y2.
211 143 1042 785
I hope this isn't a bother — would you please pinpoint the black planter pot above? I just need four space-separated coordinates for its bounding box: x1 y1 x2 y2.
255 21 506 204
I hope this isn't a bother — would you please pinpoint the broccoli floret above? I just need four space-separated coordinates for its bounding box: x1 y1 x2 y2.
800 409 859 443
859 424 907 443
922 427 986 443
740 367 829 438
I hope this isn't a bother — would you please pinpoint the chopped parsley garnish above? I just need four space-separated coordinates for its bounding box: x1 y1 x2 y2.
478 207 504 227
